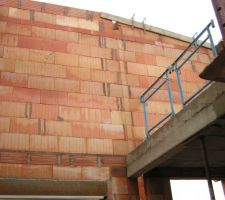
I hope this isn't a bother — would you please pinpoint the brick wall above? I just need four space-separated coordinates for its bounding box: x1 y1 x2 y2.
0 0 212 199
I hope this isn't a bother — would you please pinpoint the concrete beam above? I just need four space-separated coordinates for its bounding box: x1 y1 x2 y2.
127 83 225 177
200 47 225 82
145 167 225 179
0 179 107 196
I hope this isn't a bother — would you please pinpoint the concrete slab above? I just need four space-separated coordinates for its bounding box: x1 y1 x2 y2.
126 82 225 177
200 45 225 82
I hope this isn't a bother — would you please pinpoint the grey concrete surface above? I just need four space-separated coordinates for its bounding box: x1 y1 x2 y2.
127 82 225 177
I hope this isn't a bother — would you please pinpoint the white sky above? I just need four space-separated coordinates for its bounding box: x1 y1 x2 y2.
34 0 224 199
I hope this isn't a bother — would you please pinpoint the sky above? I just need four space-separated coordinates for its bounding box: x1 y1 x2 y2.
34 0 224 199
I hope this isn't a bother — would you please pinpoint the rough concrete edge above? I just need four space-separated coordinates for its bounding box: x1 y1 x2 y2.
101 12 211 48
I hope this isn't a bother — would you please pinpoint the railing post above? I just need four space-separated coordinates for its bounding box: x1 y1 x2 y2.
166 71 175 117
174 63 185 105
141 96 150 138
207 20 217 57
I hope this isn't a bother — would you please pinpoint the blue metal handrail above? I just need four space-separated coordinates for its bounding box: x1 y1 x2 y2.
140 20 217 139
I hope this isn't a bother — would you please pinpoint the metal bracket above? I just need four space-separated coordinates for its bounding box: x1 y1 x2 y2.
192 32 199 49
131 13 135 29
142 17 146 34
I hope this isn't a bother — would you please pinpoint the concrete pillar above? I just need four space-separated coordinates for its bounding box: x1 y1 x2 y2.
144 177 173 200
211 0 225 44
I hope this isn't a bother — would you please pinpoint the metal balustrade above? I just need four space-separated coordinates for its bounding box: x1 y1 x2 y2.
140 20 218 139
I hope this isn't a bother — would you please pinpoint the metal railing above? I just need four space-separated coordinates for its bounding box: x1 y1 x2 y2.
140 20 218 139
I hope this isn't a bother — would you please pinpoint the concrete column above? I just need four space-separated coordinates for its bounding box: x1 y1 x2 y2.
211 0 225 44
144 177 173 200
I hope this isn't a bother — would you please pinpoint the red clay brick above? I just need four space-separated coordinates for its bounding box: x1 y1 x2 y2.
46 120 72 137
21 1 42 11
10 118 39 134
59 136 86 153
106 38 123 50
30 135 58 152
90 46 111 59
22 165 53 179
13 87 40 103
118 50 136 62
91 70 117 83
0 85 13 100
54 78 80 93
100 156 126 167
28 76 54 90
55 30 78 43
66 67 91 80
126 41 144 52
1 33 18 46
32 26 56 40
9 7 30 20
71 122 100 138
0 163 22 178
0 58 15 72
127 62 148 76
78 19 99 31
144 44 164 56
111 111 132 125
41 90 68 105
53 166 82 180
100 124 124 139
74 155 97 166
110 84 129 98
67 7 86 18
68 93 92 108
45 4 64 15
0 6 9 17
80 81 104 95
79 56 101 69
0 72 28 87
0 133 29 150
34 12 56 24
18 36 67 52
55 52 79 67
6 22 31 36
59 106 80 121
67 42 90 57
0 117 10 132
30 153 56 165
31 103 58 120
0 151 27 164
136 52 156 65
79 33 99 46
106 60 120 72
56 15 79 28
29 49 55 64
87 138 113 154
126 74 140 87
0 101 26 117
133 126 145 140
80 108 111 124
92 95 117 110
82 167 110 180
4 47 29 61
